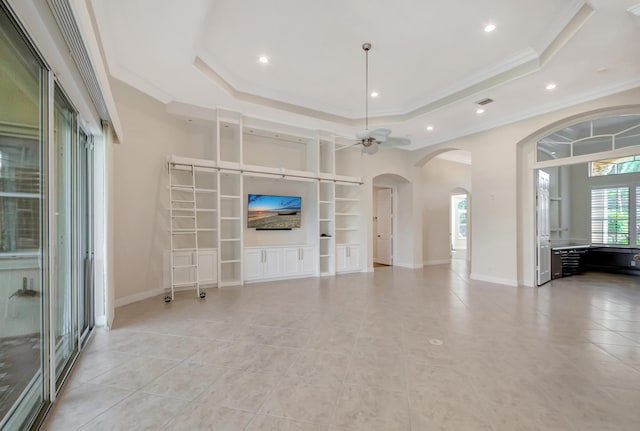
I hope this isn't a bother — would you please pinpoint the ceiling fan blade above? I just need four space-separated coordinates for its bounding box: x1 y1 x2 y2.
380 137 411 147
361 143 379 155
369 128 391 142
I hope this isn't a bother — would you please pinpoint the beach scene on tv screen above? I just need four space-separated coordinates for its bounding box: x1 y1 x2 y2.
248 194 302 228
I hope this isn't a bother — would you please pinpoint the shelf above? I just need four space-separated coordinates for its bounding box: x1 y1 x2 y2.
173 248 197 252
173 264 197 269
319 200 333 204
550 197 562 201
195 209 217 212
171 200 195 204
319 219 332 222
171 215 196 219
197 228 217 232
220 259 241 264
172 230 196 235
335 227 359 231
335 197 359 202
220 238 241 242
320 254 331 258
335 213 360 216
171 185 193 190
320 236 333 240
220 217 241 220
220 195 241 199
195 188 217 193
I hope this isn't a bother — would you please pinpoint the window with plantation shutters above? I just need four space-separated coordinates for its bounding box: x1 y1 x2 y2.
590 187 629 245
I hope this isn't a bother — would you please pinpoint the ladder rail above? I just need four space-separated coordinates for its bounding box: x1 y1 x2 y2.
191 164 201 298
168 164 175 301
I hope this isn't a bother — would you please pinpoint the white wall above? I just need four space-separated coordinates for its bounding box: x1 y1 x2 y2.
337 149 424 269
111 80 213 305
421 158 472 265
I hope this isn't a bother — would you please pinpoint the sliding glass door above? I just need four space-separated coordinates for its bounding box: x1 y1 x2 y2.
78 130 94 345
53 86 77 384
1 2 96 428
0 4 48 429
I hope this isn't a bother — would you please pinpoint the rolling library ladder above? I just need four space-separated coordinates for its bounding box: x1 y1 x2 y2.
167 163 209 302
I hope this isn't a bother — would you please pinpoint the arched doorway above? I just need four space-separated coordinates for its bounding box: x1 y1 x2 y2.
418 150 472 271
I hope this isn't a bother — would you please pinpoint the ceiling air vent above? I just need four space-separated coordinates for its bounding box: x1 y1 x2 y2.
476 98 494 106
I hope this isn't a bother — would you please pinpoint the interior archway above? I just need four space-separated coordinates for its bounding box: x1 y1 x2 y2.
420 150 472 274
516 109 640 286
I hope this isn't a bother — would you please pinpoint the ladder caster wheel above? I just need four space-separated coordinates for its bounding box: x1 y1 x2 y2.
199 292 206 299
163 296 172 303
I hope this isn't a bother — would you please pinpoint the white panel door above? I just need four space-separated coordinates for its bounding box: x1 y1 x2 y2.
336 245 348 272
198 249 217 285
348 245 360 271
283 247 300 276
264 248 284 278
244 249 264 281
300 246 315 274
537 170 551 285
376 189 393 265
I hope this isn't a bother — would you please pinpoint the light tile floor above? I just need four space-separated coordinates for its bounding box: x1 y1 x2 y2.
42 264 640 430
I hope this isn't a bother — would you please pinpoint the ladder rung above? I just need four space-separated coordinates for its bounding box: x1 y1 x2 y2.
173 281 198 287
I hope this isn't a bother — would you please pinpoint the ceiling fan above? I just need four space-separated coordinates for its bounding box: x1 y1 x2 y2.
356 43 411 155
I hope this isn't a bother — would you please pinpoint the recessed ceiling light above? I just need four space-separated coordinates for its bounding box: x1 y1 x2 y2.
545 83 557 91
258 55 269 64
371 91 379 98
484 23 496 33
426 126 434 131
597 67 609 73
476 108 485 114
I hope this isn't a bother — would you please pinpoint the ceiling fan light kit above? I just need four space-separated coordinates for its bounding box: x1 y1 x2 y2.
357 43 411 155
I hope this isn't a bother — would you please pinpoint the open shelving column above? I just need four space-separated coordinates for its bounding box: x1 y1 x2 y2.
217 110 243 286
335 183 362 272
318 134 336 275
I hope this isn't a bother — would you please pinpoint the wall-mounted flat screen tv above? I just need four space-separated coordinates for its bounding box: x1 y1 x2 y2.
247 194 302 229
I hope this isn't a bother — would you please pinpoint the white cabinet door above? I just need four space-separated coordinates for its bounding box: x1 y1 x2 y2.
244 249 264 281
300 246 315 274
283 247 300 276
198 249 217 285
264 248 284 278
336 245 347 272
347 245 360 271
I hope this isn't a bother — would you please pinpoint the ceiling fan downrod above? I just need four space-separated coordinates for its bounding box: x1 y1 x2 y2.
363 42 371 132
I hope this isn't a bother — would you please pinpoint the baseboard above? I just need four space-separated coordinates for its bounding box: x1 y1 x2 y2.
364 266 374 273
95 314 107 327
423 259 451 266
395 262 424 269
470 273 519 287
115 288 164 308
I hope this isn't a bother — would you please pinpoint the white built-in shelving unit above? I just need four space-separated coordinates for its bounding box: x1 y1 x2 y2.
166 108 362 292
335 183 362 273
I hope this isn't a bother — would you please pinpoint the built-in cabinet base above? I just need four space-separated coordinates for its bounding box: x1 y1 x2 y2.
244 246 316 282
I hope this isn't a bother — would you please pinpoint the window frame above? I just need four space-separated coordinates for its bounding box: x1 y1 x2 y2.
589 183 640 247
